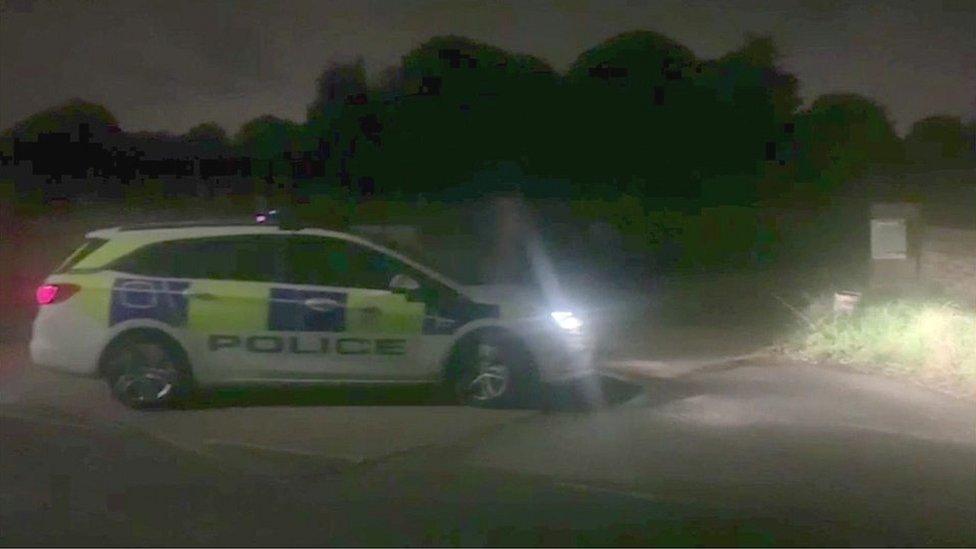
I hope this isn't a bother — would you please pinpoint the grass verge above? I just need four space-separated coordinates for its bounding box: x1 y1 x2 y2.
787 298 976 399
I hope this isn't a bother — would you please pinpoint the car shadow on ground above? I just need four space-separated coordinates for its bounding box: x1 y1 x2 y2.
173 375 645 413
540 375 645 412
177 384 452 410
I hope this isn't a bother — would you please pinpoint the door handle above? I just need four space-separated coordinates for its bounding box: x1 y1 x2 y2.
182 289 218 301
303 297 342 312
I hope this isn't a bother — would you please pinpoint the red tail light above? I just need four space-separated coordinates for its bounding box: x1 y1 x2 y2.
36 284 80 305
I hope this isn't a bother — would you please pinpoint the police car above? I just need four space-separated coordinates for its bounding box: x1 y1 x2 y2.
30 219 596 408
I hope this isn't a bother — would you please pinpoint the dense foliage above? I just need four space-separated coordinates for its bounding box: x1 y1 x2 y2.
2 31 972 277
7 31 967 207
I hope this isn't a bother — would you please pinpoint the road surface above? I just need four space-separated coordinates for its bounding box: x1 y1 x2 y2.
1 337 974 546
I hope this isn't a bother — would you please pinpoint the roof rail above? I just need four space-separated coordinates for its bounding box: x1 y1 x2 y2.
117 219 274 231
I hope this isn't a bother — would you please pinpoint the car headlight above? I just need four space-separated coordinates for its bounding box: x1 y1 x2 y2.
550 311 583 332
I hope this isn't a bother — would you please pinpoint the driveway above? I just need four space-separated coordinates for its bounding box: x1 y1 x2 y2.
2 329 974 546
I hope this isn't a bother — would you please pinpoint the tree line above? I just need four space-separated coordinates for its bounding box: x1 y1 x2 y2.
2 31 973 208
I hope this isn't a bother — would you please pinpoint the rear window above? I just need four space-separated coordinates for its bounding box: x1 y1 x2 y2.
54 238 109 273
111 236 285 282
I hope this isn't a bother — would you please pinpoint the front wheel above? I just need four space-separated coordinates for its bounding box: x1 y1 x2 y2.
102 335 192 409
453 331 539 408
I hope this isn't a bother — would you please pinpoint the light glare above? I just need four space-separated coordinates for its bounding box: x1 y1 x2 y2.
551 311 583 331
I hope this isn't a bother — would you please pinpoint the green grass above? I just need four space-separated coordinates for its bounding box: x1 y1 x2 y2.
789 298 976 397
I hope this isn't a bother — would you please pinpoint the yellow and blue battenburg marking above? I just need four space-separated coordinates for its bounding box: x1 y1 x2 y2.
110 278 190 327
108 277 501 336
269 288 347 331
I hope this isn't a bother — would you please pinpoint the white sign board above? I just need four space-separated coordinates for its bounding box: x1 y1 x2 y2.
871 219 908 260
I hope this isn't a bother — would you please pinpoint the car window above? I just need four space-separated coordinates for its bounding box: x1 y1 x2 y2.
113 236 284 282
54 237 108 273
111 241 175 277
284 236 405 289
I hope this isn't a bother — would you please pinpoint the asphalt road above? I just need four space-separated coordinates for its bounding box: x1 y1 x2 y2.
2 339 975 546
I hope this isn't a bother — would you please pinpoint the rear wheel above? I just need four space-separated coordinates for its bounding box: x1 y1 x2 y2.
453 331 538 408
102 334 191 409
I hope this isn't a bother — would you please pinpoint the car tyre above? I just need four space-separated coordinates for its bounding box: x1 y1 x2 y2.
102 334 192 410
453 330 539 409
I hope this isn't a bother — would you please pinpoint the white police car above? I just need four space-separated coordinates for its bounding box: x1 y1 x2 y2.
30 220 596 408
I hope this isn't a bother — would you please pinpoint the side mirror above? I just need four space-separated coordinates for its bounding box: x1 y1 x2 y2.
389 273 420 293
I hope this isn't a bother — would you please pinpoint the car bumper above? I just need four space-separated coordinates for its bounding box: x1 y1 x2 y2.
525 327 598 384
30 306 103 376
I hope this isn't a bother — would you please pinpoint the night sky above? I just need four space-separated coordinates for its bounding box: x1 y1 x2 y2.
1 0 973 136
